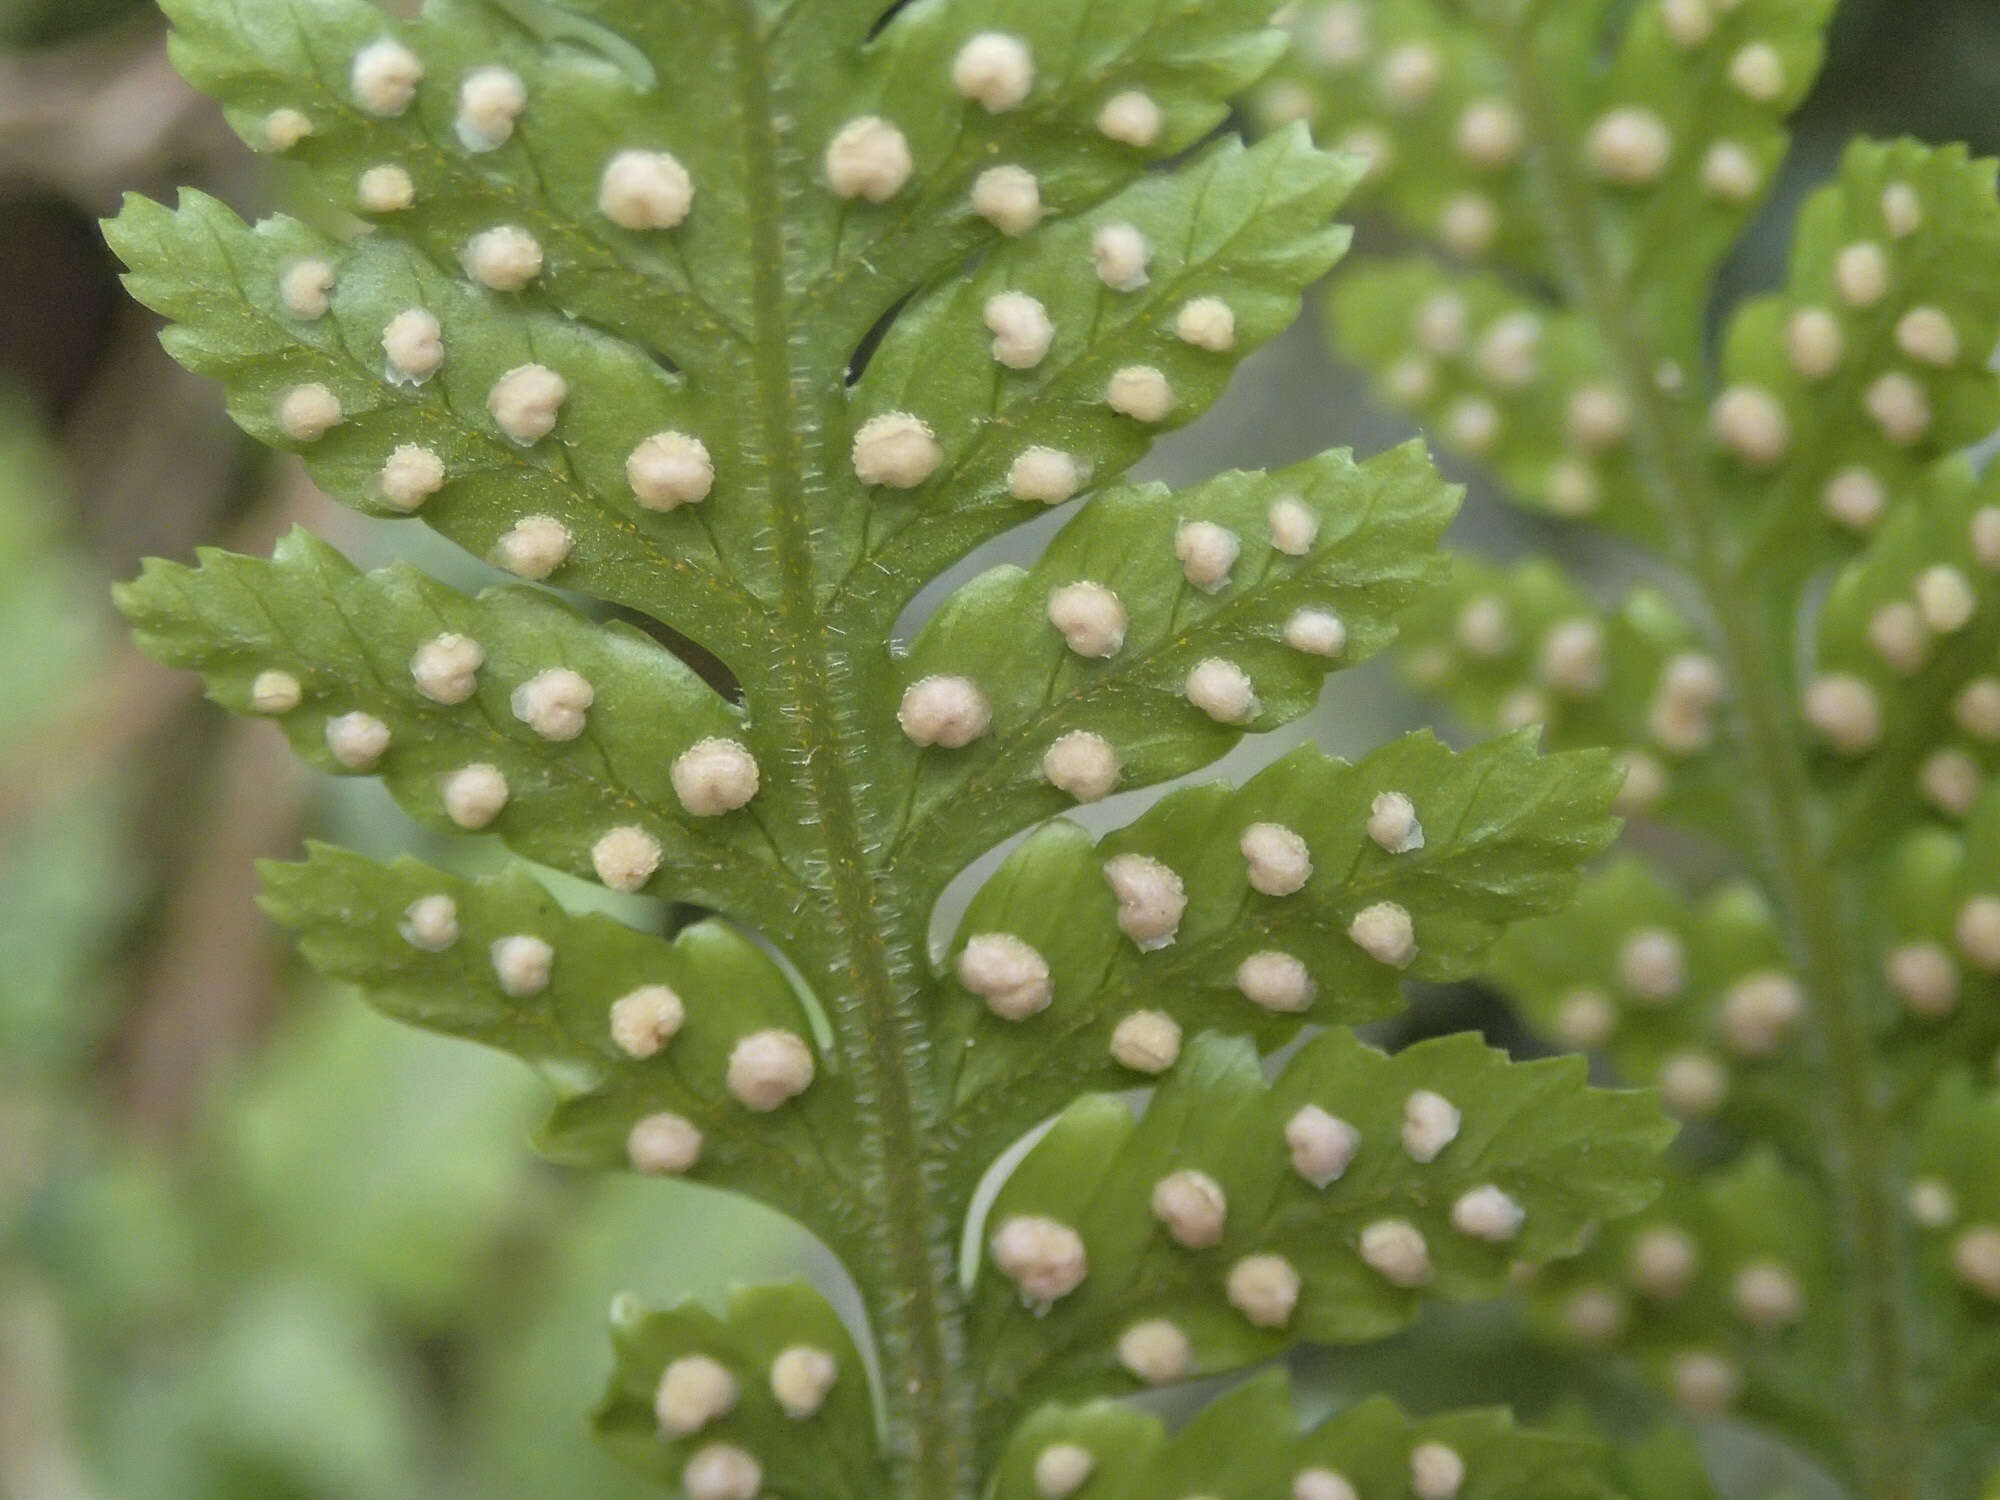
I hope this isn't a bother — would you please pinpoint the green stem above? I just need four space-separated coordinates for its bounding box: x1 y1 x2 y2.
1494 28 1921 1498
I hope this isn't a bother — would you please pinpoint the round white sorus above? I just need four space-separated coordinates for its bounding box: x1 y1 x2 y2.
1619 927 1685 1003
1671 1351 1740 1416
1360 1218 1433 1286
400 893 459 952
627 1111 703 1174
1091 222 1151 290
984 291 1055 370
1615 749 1670 814
250 669 302 714
1175 520 1240 591
727 1029 815 1110
1824 466 1887 531
1866 372 1932 445
1414 292 1469 355
1956 895 2000 971
598 149 694 230
1402 1089 1461 1163
1659 1049 1730 1118
464 225 542 290
609 985 685 1059
1175 296 1236 352
455 65 525 151
1898 306 1960 366
491 933 553 997
1870 600 1931 675
992 1215 1088 1306
1567 384 1630 450
377 444 444 511
1241 821 1312 896
1107 366 1174 423
1887 942 1959 1018
1701 140 1762 202
654 1355 738 1437
1632 1225 1700 1298
351 38 422 116
1033 1444 1094 1499
1728 41 1786 100
1921 749 1982 818
825 116 912 201
1457 98 1523 168
682 1445 760 1500
1386 356 1437 405
1952 1225 2000 1299
769 1346 838 1419
412 634 485 709
381 307 444 384
1538 619 1606 698
1446 396 1501 454
971 165 1042 235
1379 42 1442 107
1009 447 1086 504
1909 1177 1957 1227
1883 180 1924 236
1312 0 1369 66
1563 1285 1629 1345
1786 306 1843 380
1151 1169 1227 1248
851 411 941 488
1803 673 1882 755
511 666 593 741
1097 89 1163 147
1284 608 1347 658
1042 731 1121 802
627 431 713 510
493 514 572 580
1478 313 1542 388
951 32 1034 112
488 364 567 444
262 108 312 151
1918 565 1977 633
1710 385 1790 466
1732 1261 1805 1331
1102 852 1186 949
1339 126 1396 183
1974 506 2000 568
1350 902 1416 968
957 933 1052 1021
1185 658 1257 724
279 259 334 319
441 763 508 829
358 164 416 213
1556 987 1618 1049
1268 495 1319 555
1834 240 1892 307
1116 1319 1191 1384
897 675 989 748
1047 581 1127 658
1295 1471 1358 1500
1666 654 1726 713
1456 595 1512 658
1411 1441 1466 1500
1437 194 1499 258
1452 1184 1526 1243
1722 970 1805 1057
1286 1105 1359 1187
1546 459 1602 517
1368 790 1425 853
671 738 760 816
592 825 662 893
1496 686 1551 733
277 383 341 442
1236 951 1314 1013
1587 107 1672 185
325 711 389 769
1227 1254 1301 1328
1109 1010 1181 1074
1959 678 2000 739
1660 0 1714 47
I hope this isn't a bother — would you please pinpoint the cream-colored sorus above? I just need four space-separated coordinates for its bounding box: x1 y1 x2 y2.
1619 926 1685 1003
488 365 567 445
1116 1318 1191 1384
358 164 416 213
627 431 713 509
411 633 484 703
490 933 554 997
609 985 685 1059
1109 1009 1182 1074
1241 821 1312 895
1864 369 1934 449
1720 969 1804 1057
1090 222 1152 291
1185 658 1258 723
381 306 445 383
682 1444 761 1500
1823 467 1886 531
1412 291 1469 355
598 149 694 230
278 259 335 319
1671 1350 1741 1416
1098 90 1164 147
971 165 1043 235
825 116 913 201
654 1355 738 1437
277 383 342 442
1660 0 1715 47
951 32 1034 112
1046 581 1127 658
1454 594 1511 658
1378 41 1442 107
1285 1104 1360 1187
1883 180 1924 237
511 666 593 741
897 675 990 747
1042 731 1121 802
1785 306 1843 380
984 291 1055 369
1973 506 2000 568
1959 678 2000 739
627 1111 703 1174
727 1029 815 1110
1349 901 1416 967
1009 447 1086 504
1284 609 1347 657
351 38 422 116
1885 941 1959 1019
1869 600 1931 675
1236 950 1314 1013
1456 97 1523 169
769 1345 838 1418
250 669 302 714
1562 1284 1630 1345
1386 355 1438 405
440 763 508 829
1452 1184 1525 1243
1556 987 1617 1048
455 65 525 151
1366 791 1424 854
325 710 390 769
1033 1443 1094 1499
1537 618 1606 698
493 515 572 580
1630 1224 1699 1298
1917 565 1976 633
1956 895 2000 971
1102 852 1186 948
1293 1468 1360 1500
1728 41 1786 101
1615 748 1670 814
1175 297 1237 352
1586 107 1672 185
1268 495 1319 555
991 1215 1088 1305
1566 384 1630 450
464 225 543 291
1658 1049 1729 1118
1227 1254 1301 1328
956 933 1053 1020
1151 1169 1227 1248
1803 673 1882 755
1401 1089 1460 1163
670 738 760 816
851 411 942 488
1410 1442 1466 1500
1174 519 1240 591
592 824 662 892
1547 459 1603 518
1920 749 1981 818
1732 1261 1805 1331
1830 240 1892 309
377 444 445 511
1107 365 1175 423
1359 1217 1433 1286
1908 1177 1958 1228
400 893 459 952
261 108 313 151
1952 1224 2000 1299
1701 140 1763 202
1445 395 1502 455
1477 312 1542 389
1710 384 1790 466
1897 305 1960 366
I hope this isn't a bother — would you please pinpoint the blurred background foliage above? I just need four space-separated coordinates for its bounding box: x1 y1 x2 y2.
0 0 1994 1496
